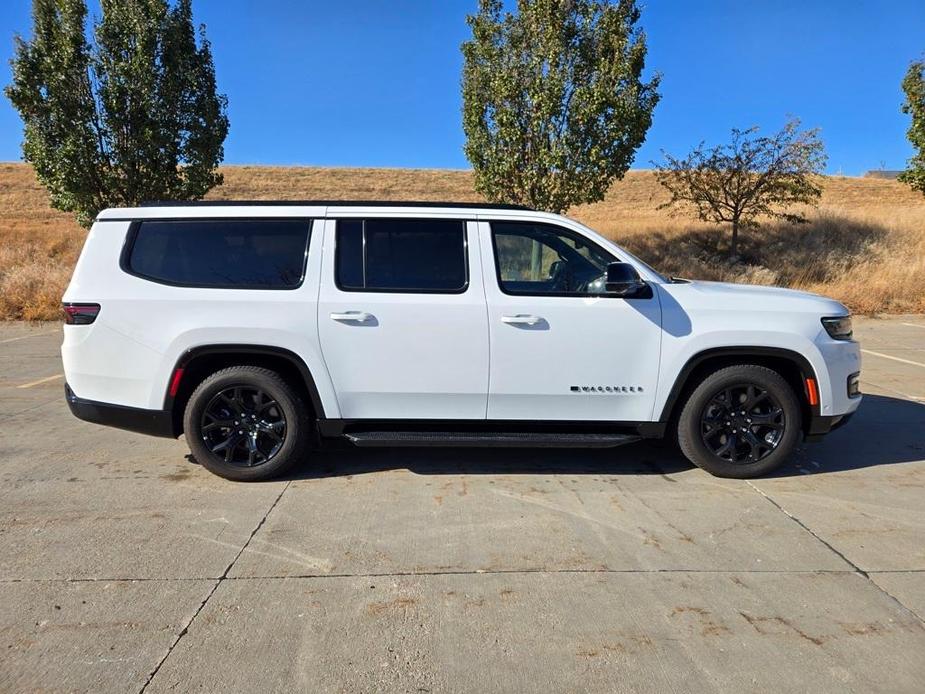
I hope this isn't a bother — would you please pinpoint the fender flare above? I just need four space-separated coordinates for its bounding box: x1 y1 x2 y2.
164 344 327 418
658 346 819 422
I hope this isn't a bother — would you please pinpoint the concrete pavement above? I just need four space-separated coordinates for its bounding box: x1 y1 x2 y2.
1 317 923 692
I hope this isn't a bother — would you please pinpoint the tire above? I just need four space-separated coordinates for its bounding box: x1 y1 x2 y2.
183 366 310 481
676 364 802 479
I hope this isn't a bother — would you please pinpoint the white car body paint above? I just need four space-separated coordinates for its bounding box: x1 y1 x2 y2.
62 204 862 432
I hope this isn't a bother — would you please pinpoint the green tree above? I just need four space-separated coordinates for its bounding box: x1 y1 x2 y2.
6 0 229 227
461 0 659 214
898 59 925 195
654 119 827 262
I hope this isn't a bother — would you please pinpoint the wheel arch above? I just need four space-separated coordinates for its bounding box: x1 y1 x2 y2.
659 347 820 432
164 344 326 436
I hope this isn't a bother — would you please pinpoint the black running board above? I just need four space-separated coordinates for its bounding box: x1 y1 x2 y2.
343 431 641 448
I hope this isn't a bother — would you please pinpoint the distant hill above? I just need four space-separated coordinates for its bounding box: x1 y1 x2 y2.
1 162 923 318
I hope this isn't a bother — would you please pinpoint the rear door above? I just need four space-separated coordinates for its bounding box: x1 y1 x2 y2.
479 219 662 422
318 216 489 419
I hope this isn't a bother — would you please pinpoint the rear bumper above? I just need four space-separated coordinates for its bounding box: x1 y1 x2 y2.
65 383 177 438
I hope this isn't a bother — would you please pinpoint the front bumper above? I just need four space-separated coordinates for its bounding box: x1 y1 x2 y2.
65 383 177 438
804 411 856 442
805 337 861 441
816 338 863 417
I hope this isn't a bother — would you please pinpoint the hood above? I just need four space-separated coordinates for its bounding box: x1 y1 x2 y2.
675 279 849 315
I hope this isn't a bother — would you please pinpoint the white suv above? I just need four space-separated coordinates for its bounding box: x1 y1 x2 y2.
62 201 861 481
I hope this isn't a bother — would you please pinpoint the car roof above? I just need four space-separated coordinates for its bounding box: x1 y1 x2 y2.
138 200 533 210
94 200 555 222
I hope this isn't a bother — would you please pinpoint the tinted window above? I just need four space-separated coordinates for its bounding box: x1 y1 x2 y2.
491 222 616 296
127 220 310 288
336 219 467 292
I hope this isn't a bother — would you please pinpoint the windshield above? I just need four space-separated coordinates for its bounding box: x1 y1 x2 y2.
617 247 670 283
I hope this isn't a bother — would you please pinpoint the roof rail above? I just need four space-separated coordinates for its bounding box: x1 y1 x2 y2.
138 200 534 211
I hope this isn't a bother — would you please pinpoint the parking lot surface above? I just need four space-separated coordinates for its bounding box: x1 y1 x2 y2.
1 317 924 692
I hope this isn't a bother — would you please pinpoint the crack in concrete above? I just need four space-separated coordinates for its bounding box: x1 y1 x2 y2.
136 481 291 694
746 480 925 627
3 568 921 585
0 396 60 421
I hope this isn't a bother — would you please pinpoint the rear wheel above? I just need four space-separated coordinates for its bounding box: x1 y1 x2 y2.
677 364 802 478
184 366 309 481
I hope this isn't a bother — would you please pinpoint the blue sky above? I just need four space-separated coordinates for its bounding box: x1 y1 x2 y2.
1 0 923 175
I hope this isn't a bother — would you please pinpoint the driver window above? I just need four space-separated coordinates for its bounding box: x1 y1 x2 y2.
490 222 616 296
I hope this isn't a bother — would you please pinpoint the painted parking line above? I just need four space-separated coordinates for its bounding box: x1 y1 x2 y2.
901 322 925 330
16 373 63 389
861 349 925 369
0 330 60 345
861 380 925 403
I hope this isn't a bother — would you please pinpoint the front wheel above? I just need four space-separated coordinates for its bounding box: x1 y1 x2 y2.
676 364 802 478
184 366 309 481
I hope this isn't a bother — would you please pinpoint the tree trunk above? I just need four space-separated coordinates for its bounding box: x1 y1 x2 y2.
730 218 739 262
530 239 544 280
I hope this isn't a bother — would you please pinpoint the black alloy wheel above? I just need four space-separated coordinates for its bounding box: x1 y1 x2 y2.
699 383 785 464
676 364 802 479
201 386 287 467
184 365 309 481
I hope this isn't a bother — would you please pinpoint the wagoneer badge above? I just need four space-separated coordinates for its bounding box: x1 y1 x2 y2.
570 385 644 393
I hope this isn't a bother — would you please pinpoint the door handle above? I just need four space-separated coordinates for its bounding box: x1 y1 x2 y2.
501 314 543 326
330 311 374 322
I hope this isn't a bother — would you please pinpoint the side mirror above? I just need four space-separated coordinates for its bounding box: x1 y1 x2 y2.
605 262 645 297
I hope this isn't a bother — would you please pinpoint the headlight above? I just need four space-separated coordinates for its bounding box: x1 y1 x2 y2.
821 315 853 341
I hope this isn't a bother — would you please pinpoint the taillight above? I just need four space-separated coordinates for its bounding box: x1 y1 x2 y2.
63 303 101 325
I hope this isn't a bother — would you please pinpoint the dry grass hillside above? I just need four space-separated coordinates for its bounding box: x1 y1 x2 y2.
1 162 923 320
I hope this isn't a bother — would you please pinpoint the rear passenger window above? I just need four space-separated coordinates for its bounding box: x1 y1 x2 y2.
126 219 311 289
336 219 467 292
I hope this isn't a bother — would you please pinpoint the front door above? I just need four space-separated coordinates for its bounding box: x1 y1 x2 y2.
480 220 662 422
318 217 489 420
